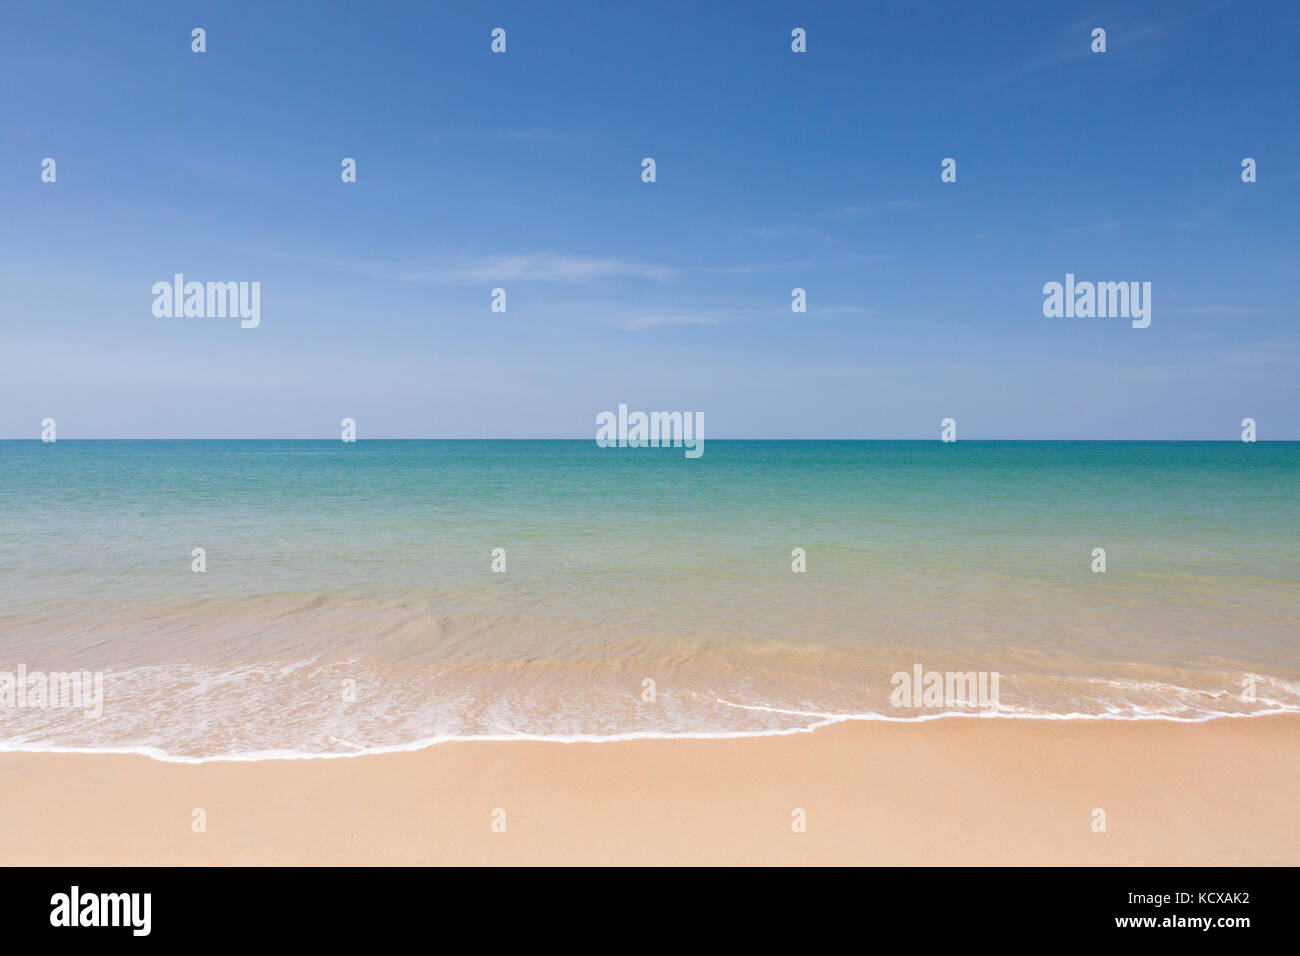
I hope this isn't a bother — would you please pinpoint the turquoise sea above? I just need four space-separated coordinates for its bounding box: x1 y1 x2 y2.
1 440 1297 760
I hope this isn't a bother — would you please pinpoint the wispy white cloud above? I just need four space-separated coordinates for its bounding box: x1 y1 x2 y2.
619 312 722 330
1225 350 1300 367
497 128 568 141
750 225 839 242
1163 305 1270 316
220 242 800 286
826 199 920 218
977 16 1184 94
428 254 677 283
434 254 810 284
1225 333 1300 367
816 305 872 316
1175 193 1238 230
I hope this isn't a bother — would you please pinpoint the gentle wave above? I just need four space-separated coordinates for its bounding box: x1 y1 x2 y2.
2 659 1297 763
3 708 1298 765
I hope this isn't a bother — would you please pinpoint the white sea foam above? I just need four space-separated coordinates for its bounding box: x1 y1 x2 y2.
1 663 1296 764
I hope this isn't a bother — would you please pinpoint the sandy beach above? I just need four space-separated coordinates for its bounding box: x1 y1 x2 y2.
3 713 1296 866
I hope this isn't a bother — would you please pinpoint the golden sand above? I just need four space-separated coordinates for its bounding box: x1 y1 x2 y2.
2 714 1296 865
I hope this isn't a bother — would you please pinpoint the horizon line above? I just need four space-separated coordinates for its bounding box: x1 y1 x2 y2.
3 437 1295 444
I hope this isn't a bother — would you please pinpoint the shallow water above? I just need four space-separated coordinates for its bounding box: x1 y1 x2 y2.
1 440 1297 760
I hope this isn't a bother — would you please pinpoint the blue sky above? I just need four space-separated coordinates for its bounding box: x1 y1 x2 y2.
1 0 1297 438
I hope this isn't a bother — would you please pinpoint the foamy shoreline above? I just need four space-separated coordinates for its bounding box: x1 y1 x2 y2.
2 702 1300 770
3 703 1298 764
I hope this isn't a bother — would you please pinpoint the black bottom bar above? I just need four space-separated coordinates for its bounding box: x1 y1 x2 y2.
0 865 1288 943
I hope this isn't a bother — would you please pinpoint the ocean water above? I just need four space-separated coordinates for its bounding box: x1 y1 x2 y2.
1 439 1297 761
